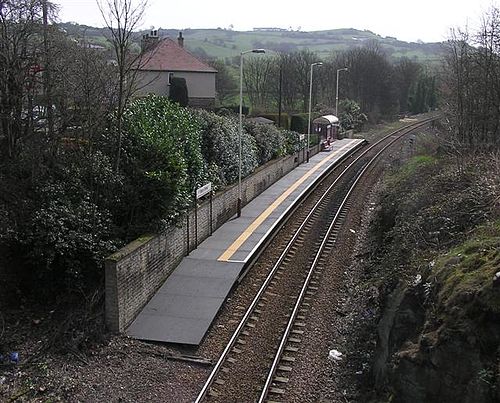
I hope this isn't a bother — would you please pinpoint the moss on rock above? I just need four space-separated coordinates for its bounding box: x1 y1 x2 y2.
433 222 500 317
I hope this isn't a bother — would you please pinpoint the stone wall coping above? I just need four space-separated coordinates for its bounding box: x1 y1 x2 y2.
106 234 156 263
105 153 297 264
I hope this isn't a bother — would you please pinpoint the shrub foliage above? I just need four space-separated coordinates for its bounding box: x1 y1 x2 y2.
118 96 206 233
1 93 301 296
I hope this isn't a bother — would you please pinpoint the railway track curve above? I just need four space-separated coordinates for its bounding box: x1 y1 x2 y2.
195 117 438 402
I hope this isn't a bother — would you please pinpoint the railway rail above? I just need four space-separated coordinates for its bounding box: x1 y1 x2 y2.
195 117 437 402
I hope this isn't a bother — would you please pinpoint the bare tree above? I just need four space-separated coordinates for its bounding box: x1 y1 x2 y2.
339 42 399 120
442 28 474 145
441 6 500 163
293 49 319 112
208 59 237 105
97 0 147 170
394 57 422 113
251 51 322 115
0 0 117 159
243 56 275 112
50 34 117 144
0 0 48 158
317 59 338 108
474 6 500 145
272 52 301 114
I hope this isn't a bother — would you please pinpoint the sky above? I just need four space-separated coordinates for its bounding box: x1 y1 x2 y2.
56 0 497 43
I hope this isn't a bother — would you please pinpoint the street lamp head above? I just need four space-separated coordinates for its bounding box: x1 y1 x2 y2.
312 61 323 67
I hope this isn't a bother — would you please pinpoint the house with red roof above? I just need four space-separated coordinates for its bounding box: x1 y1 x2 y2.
135 31 217 108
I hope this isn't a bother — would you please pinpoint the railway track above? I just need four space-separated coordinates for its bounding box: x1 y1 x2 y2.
195 117 437 402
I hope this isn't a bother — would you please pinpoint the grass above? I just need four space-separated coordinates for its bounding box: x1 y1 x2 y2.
432 221 500 315
67 23 446 65
398 155 437 176
179 29 445 63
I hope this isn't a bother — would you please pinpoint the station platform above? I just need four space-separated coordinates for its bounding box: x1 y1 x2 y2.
126 138 366 345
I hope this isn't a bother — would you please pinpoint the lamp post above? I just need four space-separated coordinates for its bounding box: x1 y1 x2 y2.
335 67 348 117
238 48 266 217
307 61 323 163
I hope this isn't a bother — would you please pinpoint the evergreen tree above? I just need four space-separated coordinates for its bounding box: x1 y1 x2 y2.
169 77 189 107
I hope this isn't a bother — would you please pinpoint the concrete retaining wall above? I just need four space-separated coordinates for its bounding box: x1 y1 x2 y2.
105 145 319 332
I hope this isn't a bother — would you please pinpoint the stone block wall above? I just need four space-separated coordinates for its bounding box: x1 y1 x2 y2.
105 145 319 332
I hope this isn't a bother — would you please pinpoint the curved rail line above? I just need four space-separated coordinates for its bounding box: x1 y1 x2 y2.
257 117 437 401
195 116 438 402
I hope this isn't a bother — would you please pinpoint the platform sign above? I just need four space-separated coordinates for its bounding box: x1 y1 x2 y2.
196 182 212 199
191 182 214 253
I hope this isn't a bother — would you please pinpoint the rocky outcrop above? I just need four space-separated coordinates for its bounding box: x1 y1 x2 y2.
373 231 500 403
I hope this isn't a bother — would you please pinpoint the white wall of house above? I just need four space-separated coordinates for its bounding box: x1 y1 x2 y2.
135 70 216 99
135 71 167 96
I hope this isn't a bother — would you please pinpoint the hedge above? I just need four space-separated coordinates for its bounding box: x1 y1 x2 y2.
256 113 290 129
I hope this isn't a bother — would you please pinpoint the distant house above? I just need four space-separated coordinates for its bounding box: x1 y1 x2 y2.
252 27 287 32
135 31 217 108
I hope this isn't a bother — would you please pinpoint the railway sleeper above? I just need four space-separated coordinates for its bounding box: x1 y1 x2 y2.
269 387 285 395
208 389 219 397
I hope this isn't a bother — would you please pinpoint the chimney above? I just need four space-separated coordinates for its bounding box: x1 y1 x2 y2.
178 31 184 48
141 29 159 52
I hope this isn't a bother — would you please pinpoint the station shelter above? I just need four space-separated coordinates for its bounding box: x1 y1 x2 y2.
312 115 340 151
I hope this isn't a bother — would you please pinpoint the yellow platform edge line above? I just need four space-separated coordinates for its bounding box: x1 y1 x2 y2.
218 142 354 262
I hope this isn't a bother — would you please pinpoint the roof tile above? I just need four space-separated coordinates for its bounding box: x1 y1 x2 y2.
138 38 217 73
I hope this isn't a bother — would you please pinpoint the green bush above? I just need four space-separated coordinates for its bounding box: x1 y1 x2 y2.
338 99 368 132
256 113 290 129
0 96 210 293
282 130 303 154
244 120 287 165
0 147 121 293
290 114 308 133
192 108 258 187
119 95 206 232
0 93 310 298
215 105 249 116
